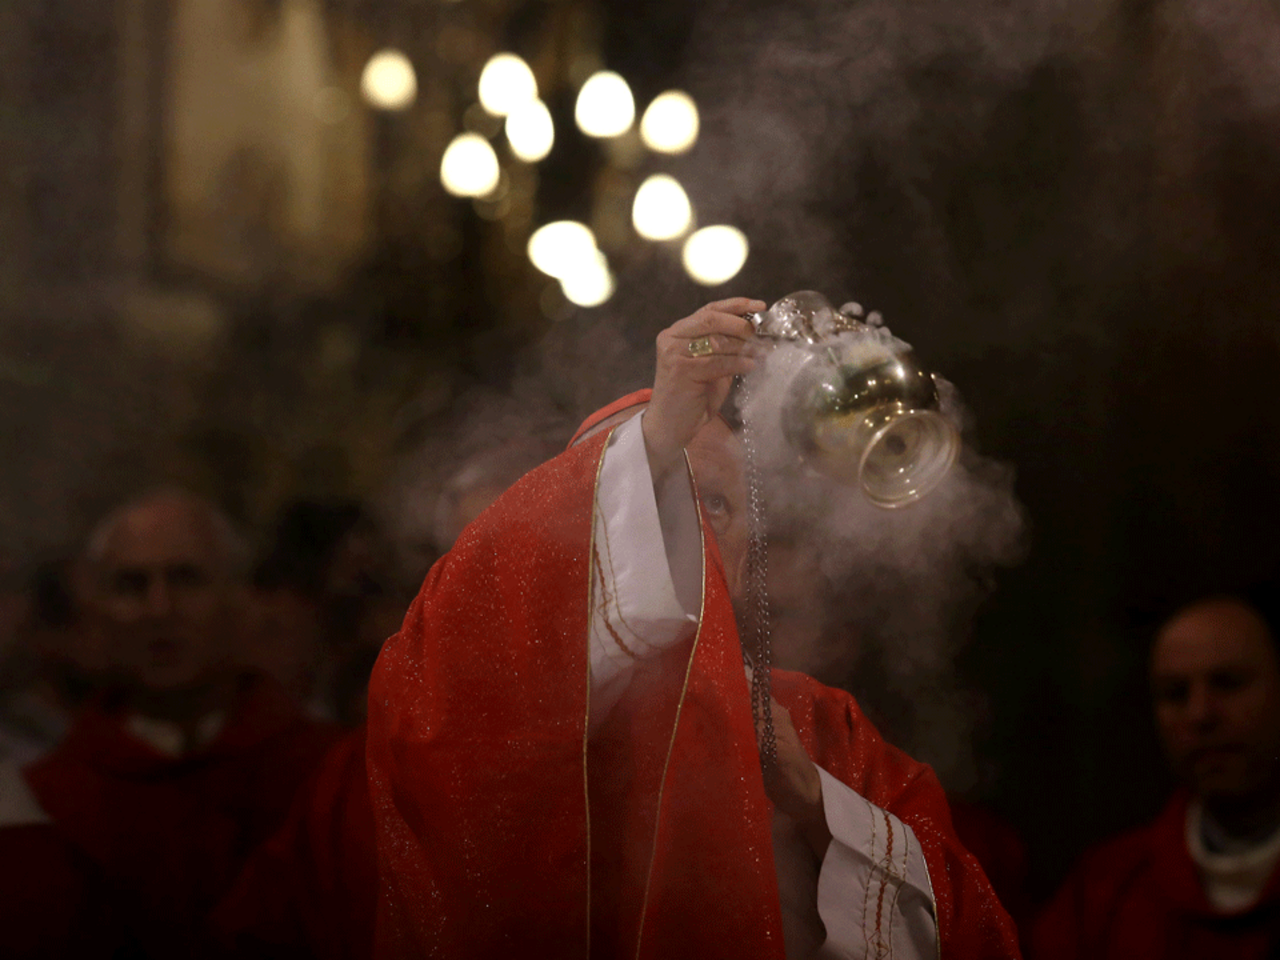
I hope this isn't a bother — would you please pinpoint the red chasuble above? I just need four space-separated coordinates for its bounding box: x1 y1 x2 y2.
16 675 341 959
1032 790 1280 960
366 430 1021 959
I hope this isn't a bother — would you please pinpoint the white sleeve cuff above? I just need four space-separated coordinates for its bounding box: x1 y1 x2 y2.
814 766 938 960
588 415 700 729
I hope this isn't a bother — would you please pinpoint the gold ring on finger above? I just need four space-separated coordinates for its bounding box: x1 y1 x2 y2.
687 336 714 358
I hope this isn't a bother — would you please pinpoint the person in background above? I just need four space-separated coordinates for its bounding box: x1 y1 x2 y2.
247 499 402 725
1033 587 1280 959
0 559 103 765
212 725 377 960
0 488 342 959
0 556 116 959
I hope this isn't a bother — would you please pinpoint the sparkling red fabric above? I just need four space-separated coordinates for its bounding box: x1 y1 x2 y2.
366 430 1021 959
949 798 1032 936
769 670 1023 959
1032 790 1280 960
17 675 342 958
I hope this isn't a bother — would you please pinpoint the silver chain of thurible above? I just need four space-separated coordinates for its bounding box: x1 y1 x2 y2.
737 375 777 782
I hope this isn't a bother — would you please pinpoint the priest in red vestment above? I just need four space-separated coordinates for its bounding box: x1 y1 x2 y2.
367 298 1021 958
1033 592 1280 960
0 489 342 959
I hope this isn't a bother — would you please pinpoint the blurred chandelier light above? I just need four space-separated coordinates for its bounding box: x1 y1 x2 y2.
505 99 554 162
575 71 635 138
683 225 749 285
440 133 501 197
360 49 417 111
527 221 599 279
560 251 615 307
632 174 693 241
640 90 700 154
478 53 538 117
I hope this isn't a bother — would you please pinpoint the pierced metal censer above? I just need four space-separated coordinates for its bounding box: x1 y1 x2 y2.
737 290 958 782
746 289 958 507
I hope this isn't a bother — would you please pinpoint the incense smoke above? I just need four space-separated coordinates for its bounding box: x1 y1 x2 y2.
737 322 1026 788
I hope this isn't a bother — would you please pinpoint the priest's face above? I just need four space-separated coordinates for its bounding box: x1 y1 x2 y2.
1151 599 1280 804
87 494 241 693
686 418 750 604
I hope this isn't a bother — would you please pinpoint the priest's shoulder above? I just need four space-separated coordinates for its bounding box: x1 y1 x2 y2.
446 431 610 554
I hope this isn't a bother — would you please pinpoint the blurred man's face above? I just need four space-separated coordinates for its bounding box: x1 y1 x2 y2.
1152 599 1280 803
686 419 750 603
89 497 239 692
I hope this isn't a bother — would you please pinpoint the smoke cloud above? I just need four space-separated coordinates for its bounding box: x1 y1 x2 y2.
738 323 1026 788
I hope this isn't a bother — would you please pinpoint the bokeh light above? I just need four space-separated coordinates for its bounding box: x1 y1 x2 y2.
559 251 615 307
682 226 749 285
632 174 693 241
640 91 700 154
360 49 417 112
478 53 538 118
527 221 599 279
440 133 501 198
505 99 554 163
574 71 635 138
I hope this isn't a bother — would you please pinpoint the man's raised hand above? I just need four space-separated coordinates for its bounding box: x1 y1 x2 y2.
643 297 765 483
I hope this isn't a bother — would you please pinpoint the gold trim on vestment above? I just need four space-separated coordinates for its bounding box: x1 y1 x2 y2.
583 428 614 957
633 448 705 960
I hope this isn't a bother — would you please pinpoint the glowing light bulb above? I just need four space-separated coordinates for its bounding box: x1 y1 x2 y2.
440 133 500 198
478 53 538 117
682 226 749 285
560 251 615 307
640 90 699 154
360 49 417 111
632 174 693 241
505 99 554 162
527 221 598 278
574 71 635 138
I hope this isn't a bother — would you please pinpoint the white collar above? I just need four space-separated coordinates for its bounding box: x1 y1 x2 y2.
1186 798 1280 912
125 710 226 758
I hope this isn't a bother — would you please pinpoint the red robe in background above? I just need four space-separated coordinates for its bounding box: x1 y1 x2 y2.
0 822 121 959
367 429 1021 959
12 675 341 959
211 726 378 960
1032 790 1280 960
949 799 1032 935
